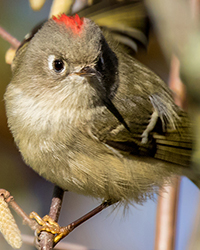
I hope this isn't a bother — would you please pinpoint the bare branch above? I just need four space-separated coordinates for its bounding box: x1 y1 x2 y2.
0 189 38 231
39 186 64 250
155 177 181 250
53 199 112 245
0 27 20 49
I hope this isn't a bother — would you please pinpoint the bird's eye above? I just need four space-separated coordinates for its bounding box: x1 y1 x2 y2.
48 55 67 74
53 59 65 73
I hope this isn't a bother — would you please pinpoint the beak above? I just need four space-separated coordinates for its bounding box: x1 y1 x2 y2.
74 67 102 79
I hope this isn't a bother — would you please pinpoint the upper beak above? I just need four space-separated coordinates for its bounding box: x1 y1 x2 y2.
74 67 102 79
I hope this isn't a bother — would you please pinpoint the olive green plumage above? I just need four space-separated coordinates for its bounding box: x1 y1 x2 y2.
4 8 195 205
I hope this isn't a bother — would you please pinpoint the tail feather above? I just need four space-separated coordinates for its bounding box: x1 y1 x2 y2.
153 110 193 168
155 146 191 167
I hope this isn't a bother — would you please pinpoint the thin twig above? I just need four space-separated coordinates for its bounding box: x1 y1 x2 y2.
39 185 64 250
55 199 112 245
0 27 20 49
168 56 187 109
155 177 181 250
0 189 38 230
155 55 185 250
9 199 38 231
68 200 111 230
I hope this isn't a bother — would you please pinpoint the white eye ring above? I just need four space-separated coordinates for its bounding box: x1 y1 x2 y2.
48 55 66 73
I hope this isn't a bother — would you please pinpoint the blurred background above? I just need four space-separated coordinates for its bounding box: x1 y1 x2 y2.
0 0 199 249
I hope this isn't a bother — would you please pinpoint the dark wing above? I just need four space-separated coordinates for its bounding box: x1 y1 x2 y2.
105 110 192 168
93 55 193 169
102 88 193 170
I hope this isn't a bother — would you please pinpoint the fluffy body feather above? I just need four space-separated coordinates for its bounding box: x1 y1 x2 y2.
4 15 194 204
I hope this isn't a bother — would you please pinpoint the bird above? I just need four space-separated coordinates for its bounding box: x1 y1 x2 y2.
4 10 195 209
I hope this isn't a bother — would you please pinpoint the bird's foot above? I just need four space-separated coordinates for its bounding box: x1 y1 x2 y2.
29 212 71 243
29 199 113 244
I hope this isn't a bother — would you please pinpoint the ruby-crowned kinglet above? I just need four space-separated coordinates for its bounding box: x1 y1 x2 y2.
4 12 194 205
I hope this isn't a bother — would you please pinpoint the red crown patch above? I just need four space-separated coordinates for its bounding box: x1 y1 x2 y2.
52 14 84 34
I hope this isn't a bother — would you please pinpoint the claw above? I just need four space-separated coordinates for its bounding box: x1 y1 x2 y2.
29 212 70 243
